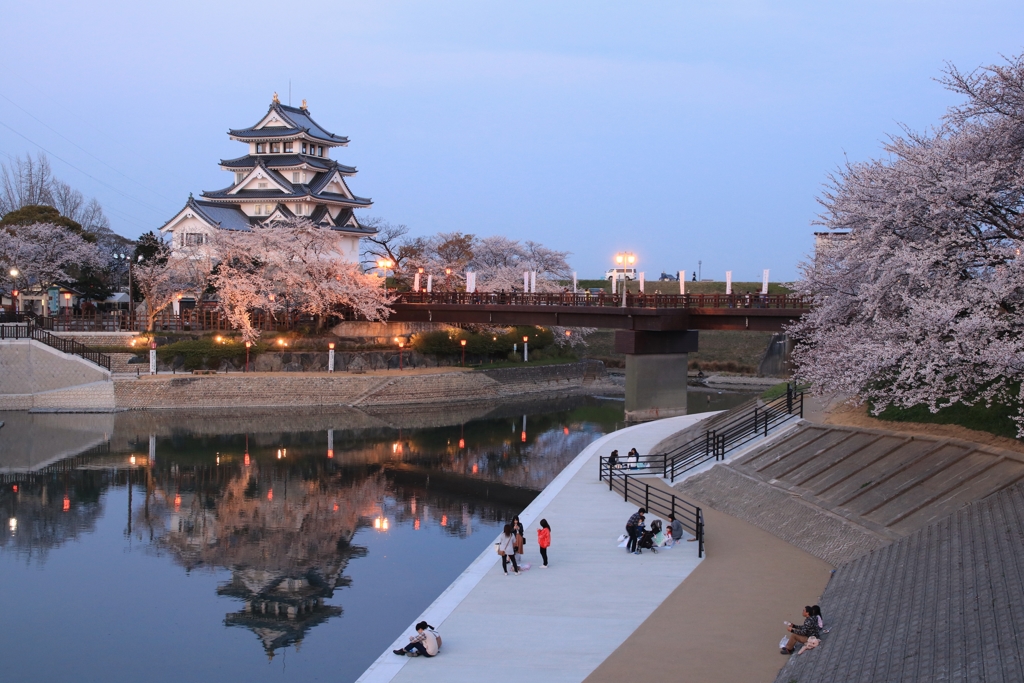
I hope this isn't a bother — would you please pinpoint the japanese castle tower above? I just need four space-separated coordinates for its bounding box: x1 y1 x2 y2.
160 94 375 261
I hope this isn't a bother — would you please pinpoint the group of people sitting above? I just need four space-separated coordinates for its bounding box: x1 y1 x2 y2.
623 507 695 554
781 605 826 655
607 448 642 470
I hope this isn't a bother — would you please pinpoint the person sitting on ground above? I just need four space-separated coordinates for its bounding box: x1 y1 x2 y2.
625 507 646 554
811 605 828 633
394 621 441 657
607 450 619 470
781 606 821 655
668 515 697 544
628 448 640 468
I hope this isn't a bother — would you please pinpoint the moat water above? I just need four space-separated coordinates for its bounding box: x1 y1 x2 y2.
0 390 753 683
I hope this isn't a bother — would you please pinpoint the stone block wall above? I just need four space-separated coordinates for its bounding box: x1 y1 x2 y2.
51 331 139 347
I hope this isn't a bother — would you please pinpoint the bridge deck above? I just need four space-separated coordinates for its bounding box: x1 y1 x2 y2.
388 292 808 332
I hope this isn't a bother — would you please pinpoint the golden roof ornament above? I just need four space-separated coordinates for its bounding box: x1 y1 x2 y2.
301 99 307 110
272 92 280 104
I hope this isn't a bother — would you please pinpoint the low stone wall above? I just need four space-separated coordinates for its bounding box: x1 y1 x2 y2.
51 331 139 347
113 362 602 410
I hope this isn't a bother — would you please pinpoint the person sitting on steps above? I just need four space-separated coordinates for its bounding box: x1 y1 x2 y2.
781 606 821 655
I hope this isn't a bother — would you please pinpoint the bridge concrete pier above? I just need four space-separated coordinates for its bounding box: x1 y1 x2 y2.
615 330 698 421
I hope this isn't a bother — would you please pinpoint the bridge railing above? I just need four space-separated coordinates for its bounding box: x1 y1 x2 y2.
393 291 810 309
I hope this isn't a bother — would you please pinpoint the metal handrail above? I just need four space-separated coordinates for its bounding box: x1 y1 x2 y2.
597 463 705 557
0 319 111 370
597 387 804 485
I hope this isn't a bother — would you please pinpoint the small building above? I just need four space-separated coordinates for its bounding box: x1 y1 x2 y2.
160 94 377 262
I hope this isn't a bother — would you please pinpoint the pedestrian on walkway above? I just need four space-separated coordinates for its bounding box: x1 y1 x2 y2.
499 524 520 575
512 515 526 565
625 507 646 554
537 519 551 567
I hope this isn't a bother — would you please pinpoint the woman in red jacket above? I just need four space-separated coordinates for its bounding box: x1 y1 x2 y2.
537 519 551 568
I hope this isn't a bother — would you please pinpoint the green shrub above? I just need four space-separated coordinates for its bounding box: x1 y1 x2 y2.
874 399 1020 440
155 339 264 370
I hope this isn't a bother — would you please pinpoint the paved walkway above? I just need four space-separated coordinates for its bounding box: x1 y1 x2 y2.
585 501 834 683
356 413 714 683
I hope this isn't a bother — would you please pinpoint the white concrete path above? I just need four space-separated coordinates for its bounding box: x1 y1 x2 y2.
356 413 715 683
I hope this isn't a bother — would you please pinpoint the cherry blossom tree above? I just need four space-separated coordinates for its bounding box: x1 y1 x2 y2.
791 52 1024 435
133 238 190 331
471 236 571 292
0 221 103 291
211 219 391 342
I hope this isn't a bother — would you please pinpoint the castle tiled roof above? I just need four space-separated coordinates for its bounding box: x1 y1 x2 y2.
229 102 349 145
168 197 375 234
218 154 354 174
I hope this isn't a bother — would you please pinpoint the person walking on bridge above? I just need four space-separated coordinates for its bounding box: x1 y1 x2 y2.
537 519 551 568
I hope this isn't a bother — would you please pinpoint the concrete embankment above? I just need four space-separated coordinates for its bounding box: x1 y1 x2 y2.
0 332 613 412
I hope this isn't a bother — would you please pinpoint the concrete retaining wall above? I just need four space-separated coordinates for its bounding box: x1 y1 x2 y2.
113 362 601 410
0 339 114 410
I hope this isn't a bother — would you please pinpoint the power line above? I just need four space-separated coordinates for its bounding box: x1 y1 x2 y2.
0 92 180 204
0 118 168 217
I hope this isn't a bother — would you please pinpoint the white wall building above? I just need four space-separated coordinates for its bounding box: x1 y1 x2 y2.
160 94 376 261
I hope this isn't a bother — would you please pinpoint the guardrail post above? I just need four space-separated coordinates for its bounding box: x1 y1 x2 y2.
599 457 603 481
787 383 793 414
799 392 804 418
623 475 629 502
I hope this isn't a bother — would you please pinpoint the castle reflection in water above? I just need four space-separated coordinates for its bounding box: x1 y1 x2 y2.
0 396 624 659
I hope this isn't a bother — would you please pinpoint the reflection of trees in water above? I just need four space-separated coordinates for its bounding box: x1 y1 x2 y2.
0 472 109 563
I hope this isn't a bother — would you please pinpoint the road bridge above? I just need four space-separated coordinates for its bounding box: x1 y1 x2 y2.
388 292 809 421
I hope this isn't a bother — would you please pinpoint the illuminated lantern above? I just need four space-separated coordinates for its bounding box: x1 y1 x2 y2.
267 489 273 501
63 496 70 512
441 515 448 527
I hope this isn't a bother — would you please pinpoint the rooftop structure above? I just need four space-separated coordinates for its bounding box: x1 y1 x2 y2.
160 94 376 262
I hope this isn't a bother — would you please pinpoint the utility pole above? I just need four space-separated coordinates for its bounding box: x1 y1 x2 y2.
698 260 702 281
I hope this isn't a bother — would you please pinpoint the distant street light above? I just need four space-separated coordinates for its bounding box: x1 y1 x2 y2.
245 341 251 372
377 259 394 290
460 338 467 366
328 342 336 372
522 335 529 362
614 252 637 308
397 337 406 370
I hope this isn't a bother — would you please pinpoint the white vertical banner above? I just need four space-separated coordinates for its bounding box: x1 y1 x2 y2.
639 272 645 294
572 272 577 293
726 271 732 295
679 271 685 295
530 271 537 293
465 272 474 293
148 434 156 465
426 274 433 293
762 269 770 295
523 271 530 292
172 297 180 315
413 272 420 292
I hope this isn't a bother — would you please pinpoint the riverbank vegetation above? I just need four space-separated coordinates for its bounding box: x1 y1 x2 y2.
792 52 1024 439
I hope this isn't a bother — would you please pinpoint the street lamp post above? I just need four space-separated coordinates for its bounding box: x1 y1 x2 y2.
328 342 335 373
63 292 71 329
614 252 637 308
460 338 467 367
245 341 251 372
9 267 19 314
398 339 405 370
377 259 394 291
522 335 529 362
445 268 452 291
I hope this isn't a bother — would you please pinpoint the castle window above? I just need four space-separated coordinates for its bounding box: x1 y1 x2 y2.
296 204 304 215
184 233 207 246
258 182 268 189
302 143 307 154
292 172 300 183
284 142 293 153
317 146 323 157
270 142 280 153
255 205 263 216
236 172 245 184
256 143 265 154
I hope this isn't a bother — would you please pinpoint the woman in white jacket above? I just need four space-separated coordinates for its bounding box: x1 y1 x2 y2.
499 524 520 575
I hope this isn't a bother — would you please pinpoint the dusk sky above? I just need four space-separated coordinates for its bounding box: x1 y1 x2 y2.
1 1 1022 281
